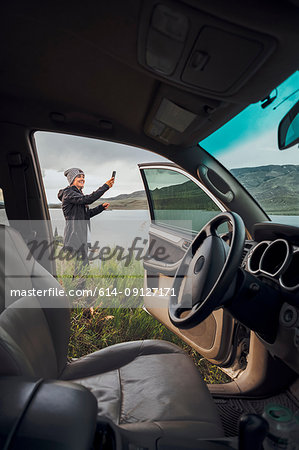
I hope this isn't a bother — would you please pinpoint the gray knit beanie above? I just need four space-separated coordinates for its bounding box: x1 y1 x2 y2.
64 168 84 185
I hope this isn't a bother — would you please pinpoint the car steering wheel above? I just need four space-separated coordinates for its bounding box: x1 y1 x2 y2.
169 211 245 329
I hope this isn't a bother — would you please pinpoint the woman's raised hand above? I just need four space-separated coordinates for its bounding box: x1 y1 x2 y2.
105 177 114 188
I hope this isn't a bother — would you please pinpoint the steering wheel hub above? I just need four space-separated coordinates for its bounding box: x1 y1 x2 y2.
194 255 205 274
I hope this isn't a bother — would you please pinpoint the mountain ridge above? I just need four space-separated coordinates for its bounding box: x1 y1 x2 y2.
49 165 299 214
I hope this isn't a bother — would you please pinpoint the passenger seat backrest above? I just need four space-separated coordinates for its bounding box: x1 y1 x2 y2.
0 225 70 378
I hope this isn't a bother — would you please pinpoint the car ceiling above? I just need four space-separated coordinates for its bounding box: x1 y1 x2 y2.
0 0 298 156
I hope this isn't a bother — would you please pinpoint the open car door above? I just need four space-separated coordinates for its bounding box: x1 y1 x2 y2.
139 162 249 375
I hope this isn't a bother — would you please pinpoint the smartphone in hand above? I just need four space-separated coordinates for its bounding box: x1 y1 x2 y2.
112 171 116 179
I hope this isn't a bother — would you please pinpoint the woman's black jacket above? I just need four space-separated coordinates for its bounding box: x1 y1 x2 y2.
57 183 109 252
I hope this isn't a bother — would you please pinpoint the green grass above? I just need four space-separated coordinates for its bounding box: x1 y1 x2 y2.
68 307 230 384
56 246 231 384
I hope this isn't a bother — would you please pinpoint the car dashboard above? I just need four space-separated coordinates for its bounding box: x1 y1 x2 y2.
242 222 299 375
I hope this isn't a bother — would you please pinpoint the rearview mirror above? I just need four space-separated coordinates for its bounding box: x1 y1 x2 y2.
278 100 299 150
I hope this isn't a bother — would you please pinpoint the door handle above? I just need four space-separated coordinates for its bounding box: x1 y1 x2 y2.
143 257 183 276
197 164 234 203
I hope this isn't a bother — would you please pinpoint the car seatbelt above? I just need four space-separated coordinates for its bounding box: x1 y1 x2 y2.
7 153 30 220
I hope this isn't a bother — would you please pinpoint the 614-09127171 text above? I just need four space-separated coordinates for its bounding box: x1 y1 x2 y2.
95 287 176 297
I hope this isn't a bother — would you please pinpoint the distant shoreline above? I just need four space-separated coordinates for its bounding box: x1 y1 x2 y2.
49 198 148 210
48 203 299 215
49 164 299 214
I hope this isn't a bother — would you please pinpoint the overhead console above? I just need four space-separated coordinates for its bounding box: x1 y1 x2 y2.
138 0 277 145
137 0 276 98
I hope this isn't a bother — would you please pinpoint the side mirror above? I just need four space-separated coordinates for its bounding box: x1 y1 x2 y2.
278 100 299 150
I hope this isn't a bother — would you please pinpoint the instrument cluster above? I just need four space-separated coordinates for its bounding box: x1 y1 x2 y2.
246 238 299 291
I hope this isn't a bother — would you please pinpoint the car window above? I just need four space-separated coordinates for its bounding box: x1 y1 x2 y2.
0 189 9 225
33 131 169 249
33 131 172 305
143 168 224 233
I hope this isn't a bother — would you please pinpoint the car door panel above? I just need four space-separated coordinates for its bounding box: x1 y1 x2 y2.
143 225 191 275
144 298 235 364
139 163 241 368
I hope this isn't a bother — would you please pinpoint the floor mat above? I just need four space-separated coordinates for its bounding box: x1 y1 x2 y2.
214 391 299 437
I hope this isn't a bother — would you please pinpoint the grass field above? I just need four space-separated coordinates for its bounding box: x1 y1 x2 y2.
56 247 231 384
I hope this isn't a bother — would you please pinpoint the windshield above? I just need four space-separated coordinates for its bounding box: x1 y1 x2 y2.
200 71 299 226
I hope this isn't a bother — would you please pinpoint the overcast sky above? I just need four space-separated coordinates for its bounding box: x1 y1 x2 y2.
35 132 168 203
209 128 299 169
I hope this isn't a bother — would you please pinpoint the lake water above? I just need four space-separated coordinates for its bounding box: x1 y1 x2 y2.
49 209 151 248
1 209 299 246
269 215 299 227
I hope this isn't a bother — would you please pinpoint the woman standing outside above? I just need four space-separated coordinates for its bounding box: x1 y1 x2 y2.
58 167 114 287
